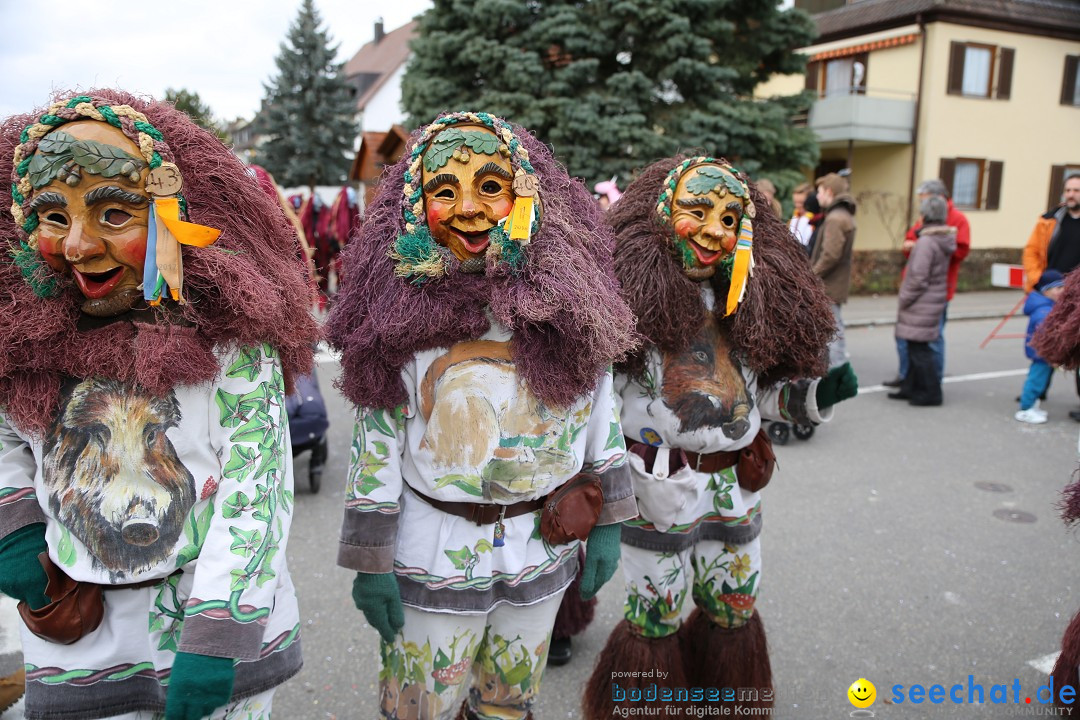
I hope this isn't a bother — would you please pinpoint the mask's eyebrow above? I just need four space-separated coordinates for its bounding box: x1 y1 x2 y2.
84 186 149 207
28 191 67 211
423 173 460 193
676 197 714 208
726 200 743 212
475 162 512 180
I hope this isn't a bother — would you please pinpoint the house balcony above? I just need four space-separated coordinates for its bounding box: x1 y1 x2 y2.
808 88 916 148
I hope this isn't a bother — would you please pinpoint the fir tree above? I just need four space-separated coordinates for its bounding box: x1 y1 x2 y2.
164 88 228 142
401 0 818 191
256 0 357 189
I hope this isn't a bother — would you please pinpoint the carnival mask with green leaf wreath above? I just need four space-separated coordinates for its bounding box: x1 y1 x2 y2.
10 95 219 317
391 112 541 280
656 157 756 316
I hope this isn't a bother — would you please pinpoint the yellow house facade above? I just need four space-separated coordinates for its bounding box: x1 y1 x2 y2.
760 0 1080 252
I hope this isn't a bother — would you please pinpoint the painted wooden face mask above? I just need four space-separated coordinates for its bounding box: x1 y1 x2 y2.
32 121 152 317
420 125 515 266
16 108 220 317
657 158 756 316
671 163 749 280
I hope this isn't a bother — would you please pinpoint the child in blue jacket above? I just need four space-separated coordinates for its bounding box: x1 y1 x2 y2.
1016 269 1067 423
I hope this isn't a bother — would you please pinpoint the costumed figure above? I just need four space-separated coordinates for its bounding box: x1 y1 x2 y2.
326 111 638 720
1037 269 1080 711
0 91 318 719
328 186 359 286
583 157 858 717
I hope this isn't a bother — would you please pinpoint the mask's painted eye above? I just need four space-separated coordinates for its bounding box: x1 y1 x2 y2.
45 212 68 226
721 214 737 227
481 180 502 194
435 188 455 200
103 209 133 226
690 209 705 220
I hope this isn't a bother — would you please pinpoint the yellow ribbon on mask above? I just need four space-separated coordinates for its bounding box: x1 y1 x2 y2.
148 197 220 305
724 216 754 317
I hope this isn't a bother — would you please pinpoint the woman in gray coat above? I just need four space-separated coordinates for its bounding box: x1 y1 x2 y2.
890 195 957 406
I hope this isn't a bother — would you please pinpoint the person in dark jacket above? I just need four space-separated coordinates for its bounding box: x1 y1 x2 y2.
889 195 956 406
1014 270 1067 424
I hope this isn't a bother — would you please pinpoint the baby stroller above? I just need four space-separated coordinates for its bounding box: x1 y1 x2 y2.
286 368 330 492
762 419 814 445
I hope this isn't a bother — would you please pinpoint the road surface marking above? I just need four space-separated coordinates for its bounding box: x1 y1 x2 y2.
1029 651 1060 675
860 369 1028 395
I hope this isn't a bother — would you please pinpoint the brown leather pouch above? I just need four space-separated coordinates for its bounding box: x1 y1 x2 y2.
736 430 777 493
17 552 104 645
540 473 604 545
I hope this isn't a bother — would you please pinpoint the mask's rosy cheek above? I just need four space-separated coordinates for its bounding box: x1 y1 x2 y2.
487 197 513 222
426 201 453 229
36 231 68 271
112 231 149 269
673 218 698 239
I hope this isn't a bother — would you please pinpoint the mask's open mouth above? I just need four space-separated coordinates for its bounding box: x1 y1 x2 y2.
72 266 125 299
450 228 492 255
689 238 723 266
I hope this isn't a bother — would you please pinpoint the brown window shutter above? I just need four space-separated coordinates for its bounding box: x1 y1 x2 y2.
985 161 1004 210
948 42 966 95
1049 165 1067 210
1062 55 1079 105
939 158 957 197
996 48 1014 100
805 60 820 94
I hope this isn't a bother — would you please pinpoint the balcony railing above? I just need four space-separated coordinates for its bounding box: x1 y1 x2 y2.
807 87 916 145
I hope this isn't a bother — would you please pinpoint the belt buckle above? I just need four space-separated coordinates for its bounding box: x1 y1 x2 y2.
695 451 704 473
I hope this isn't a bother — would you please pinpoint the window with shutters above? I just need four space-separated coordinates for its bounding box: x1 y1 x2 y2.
947 42 1014 100
1062 55 1080 107
939 158 1004 210
806 53 868 98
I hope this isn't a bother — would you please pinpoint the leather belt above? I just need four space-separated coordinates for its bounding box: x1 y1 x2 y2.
411 488 546 525
626 437 740 475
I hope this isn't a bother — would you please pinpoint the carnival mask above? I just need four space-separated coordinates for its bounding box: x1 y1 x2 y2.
657 158 755 316
33 121 151 317
420 125 514 264
669 163 750 281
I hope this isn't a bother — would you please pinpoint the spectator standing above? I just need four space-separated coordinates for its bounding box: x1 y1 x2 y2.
1022 172 1080 421
756 177 784 218
885 179 971 387
889 196 956 406
1015 270 1066 424
788 182 814 248
810 173 858 368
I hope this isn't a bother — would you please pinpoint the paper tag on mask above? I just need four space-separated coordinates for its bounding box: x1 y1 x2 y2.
509 197 534 240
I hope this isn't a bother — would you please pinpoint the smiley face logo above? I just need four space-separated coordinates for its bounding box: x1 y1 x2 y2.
848 678 876 708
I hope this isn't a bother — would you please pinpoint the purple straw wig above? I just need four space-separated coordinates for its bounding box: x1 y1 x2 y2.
326 116 638 410
0 89 318 436
611 156 835 386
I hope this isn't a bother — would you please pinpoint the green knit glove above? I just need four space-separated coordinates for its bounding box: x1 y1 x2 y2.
579 523 621 601
352 572 405 643
165 652 235 720
815 362 859 410
0 523 49 610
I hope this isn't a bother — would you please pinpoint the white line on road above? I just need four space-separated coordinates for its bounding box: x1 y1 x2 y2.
1029 651 1060 675
859 369 1029 395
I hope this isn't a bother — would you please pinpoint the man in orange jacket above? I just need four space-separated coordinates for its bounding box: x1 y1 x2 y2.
1022 172 1080 421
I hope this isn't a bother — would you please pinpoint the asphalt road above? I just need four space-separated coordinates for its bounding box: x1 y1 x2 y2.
3 309 1079 719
